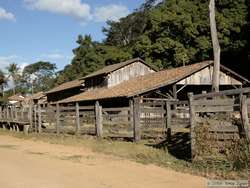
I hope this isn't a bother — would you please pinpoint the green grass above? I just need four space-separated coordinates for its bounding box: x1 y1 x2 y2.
0 130 248 179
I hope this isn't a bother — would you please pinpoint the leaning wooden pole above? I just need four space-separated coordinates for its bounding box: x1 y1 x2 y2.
209 0 221 92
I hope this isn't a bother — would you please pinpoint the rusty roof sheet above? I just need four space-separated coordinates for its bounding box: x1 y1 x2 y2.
60 61 213 103
82 58 156 79
45 79 84 94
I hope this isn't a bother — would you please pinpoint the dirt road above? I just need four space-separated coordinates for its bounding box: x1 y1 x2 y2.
0 135 206 188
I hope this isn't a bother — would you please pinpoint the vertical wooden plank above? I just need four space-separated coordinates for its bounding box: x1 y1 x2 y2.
133 97 141 142
188 92 196 160
166 101 171 139
129 99 134 132
14 106 18 121
34 105 37 132
95 101 103 138
29 104 33 128
0 107 2 119
75 102 80 135
240 95 250 141
38 104 42 133
56 103 60 135
6 106 9 120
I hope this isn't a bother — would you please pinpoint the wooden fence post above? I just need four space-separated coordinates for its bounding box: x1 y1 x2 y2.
0 107 2 119
34 105 37 132
240 95 250 141
75 102 80 135
29 104 33 128
133 97 141 142
95 101 103 138
38 104 42 134
129 99 134 131
188 92 196 160
56 103 60 135
166 101 171 139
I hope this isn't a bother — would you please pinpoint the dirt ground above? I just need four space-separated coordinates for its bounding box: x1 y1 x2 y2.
0 135 206 188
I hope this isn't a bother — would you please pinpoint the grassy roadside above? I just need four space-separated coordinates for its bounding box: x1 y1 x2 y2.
0 130 248 179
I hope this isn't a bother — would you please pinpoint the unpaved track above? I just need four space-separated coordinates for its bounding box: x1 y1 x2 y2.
0 135 206 188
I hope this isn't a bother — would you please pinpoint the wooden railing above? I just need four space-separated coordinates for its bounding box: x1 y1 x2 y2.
188 87 250 159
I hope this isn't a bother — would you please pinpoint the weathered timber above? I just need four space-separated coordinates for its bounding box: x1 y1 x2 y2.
188 93 196 160
194 105 234 113
166 101 171 139
75 102 80 135
95 101 103 138
240 95 250 140
38 104 42 133
193 87 250 99
56 103 60 134
133 97 141 142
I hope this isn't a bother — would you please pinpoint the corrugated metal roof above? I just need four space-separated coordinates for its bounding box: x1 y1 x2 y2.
59 61 213 103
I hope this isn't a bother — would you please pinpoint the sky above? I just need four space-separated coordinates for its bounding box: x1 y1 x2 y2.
0 0 144 72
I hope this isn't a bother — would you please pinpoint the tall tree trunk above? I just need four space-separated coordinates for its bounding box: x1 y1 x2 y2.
209 0 221 92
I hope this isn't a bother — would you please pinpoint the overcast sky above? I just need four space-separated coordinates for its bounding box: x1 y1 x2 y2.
0 0 144 72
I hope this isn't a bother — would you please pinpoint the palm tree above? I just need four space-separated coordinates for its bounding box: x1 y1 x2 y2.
0 70 7 97
6 63 20 95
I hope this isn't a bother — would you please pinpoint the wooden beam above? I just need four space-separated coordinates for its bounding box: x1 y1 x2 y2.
95 101 103 138
240 95 250 141
129 99 134 132
166 101 171 140
75 102 80 135
188 93 196 160
133 97 141 142
38 104 42 133
56 103 60 135
173 84 177 99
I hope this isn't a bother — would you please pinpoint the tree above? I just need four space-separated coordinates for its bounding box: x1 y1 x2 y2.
56 35 131 84
6 63 20 95
22 61 56 93
0 70 7 97
209 0 221 92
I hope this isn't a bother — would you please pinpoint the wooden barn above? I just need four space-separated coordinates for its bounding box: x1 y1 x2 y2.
60 60 250 107
45 79 85 103
82 57 156 89
45 58 155 103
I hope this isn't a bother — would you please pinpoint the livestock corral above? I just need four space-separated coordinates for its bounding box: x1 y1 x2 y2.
0 87 249 161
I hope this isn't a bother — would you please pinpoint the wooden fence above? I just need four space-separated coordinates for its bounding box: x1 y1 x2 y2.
188 87 250 159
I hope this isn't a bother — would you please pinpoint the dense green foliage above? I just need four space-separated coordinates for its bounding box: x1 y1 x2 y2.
56 0 249 84
0 0 249 91
22 61 56 93
56 35 131 84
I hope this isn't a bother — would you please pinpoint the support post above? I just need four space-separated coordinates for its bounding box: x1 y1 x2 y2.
95 101 103 138
0 107 2 119
38 104 42 133
29 104 33 128
133 97 141 142
34 105 37 132
56 103 60 135
129 99 134 131
75 102 80 135
188 93 196 160
166 101 171 140
240 95 250 141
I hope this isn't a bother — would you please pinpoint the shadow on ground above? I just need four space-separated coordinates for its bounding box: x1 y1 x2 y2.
149 132 191 161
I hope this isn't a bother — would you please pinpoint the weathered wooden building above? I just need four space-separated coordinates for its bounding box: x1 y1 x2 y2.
60 61 250 106
46 79 85 103
83 58 156 90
